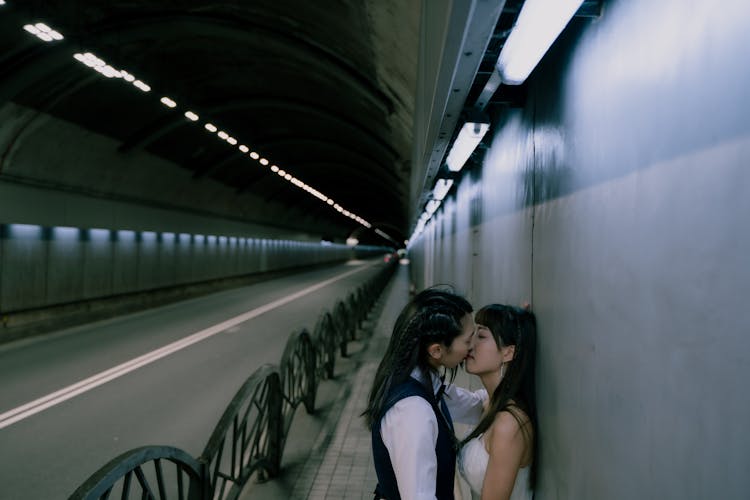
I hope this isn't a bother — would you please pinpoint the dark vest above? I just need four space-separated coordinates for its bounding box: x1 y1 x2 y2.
371 377 456 500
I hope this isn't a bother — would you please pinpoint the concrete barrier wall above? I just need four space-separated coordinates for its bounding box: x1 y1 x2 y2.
409 0 749 498
0 223 356 314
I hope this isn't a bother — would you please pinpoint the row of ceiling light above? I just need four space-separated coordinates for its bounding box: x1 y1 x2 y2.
12 5 377 237
408 0 585 245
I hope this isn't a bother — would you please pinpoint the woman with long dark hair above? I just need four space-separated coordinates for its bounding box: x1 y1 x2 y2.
458 304 538 500
363 287 485 500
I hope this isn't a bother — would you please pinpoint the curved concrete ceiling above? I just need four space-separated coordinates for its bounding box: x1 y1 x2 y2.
0 0 419 245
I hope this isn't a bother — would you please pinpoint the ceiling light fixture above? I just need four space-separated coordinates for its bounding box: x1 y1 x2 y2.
445 120 490 172
51 20 380 239
425 199 441 215
24 23 64 42
133 80 150 92
496 0 584 84
432 178 454 201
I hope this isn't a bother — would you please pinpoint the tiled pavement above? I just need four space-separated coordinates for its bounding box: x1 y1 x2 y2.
299 266 408 500
240 264 409 500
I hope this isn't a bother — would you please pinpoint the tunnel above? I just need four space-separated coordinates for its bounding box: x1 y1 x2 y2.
0 1 748 499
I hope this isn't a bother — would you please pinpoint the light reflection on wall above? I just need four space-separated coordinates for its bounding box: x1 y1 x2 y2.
117 230 136 242
8 224 43 238
52 226 79 240
89 228 111 241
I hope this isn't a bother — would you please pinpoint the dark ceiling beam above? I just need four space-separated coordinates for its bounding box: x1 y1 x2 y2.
288 161 405 199
369 221 407 244
191 150 243 179
83 11 395 112
0 40 75 103
255 137 401 185
262 182 399 232
118 97 399 159
1 9 394 114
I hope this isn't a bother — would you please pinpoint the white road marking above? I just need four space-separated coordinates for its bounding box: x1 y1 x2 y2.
0 261 376 429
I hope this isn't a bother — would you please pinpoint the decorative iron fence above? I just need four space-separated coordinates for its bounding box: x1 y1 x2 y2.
68 261 396 500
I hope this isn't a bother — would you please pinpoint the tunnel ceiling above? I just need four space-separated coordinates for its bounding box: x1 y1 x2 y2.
0 1 419 245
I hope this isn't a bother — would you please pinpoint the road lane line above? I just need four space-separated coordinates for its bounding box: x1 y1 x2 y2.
0 261 377 429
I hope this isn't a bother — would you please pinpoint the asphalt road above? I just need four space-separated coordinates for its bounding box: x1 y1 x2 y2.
0 258 385 499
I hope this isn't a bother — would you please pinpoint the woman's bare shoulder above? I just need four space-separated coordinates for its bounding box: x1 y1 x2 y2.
485 407 531 446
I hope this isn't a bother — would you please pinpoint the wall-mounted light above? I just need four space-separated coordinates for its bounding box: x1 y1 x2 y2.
445 120 490 172
432 178 454 201
425 199 441 215
496 0 584 85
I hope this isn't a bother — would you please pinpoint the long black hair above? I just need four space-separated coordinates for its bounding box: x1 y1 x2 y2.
362 286 472 428
461 304 538 489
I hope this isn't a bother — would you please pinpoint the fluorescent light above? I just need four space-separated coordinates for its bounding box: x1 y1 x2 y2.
184 111 199 121
24 23 64 42
284 174 292 180
445 121 489 172
227 137 237 145
432 178 454 201
277 169 286 176
250 152 260 160
204 123 217 132
259 158 269 166
133 80 150 92
160 97 177 108
496 0 584 85
217 131 229 140
238 145 249 153
426 199 441 215
271 165 279 172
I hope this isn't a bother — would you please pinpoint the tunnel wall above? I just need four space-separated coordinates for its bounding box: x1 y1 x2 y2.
0 217 389 345
410 0 749 498
0 223 357 315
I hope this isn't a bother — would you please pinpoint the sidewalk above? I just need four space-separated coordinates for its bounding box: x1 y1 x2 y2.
240 264 410 500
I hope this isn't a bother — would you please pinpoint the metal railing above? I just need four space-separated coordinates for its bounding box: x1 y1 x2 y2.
68 261 396 500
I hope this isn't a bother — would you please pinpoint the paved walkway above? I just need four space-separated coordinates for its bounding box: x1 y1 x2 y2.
241 264 410 499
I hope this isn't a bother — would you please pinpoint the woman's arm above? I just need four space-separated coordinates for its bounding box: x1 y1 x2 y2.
381 396 440 500
480 411 527 500
443 386 488 425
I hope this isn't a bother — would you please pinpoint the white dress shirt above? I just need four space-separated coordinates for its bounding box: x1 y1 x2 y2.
379 368 487 500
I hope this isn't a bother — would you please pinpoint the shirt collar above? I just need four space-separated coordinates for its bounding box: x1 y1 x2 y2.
409 366 444 395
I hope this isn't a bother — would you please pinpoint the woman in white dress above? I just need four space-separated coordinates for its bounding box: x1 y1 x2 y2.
458 304 538 500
